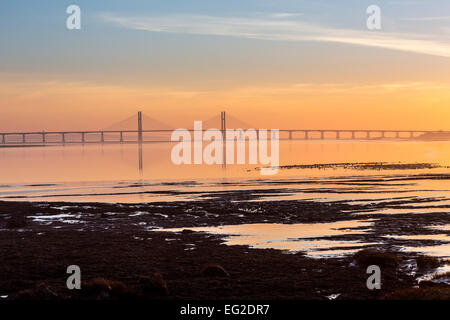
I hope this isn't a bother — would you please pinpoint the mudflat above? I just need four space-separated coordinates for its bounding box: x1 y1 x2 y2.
0 194 448 300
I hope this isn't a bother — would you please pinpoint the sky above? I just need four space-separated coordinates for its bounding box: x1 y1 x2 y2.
1 0 450 131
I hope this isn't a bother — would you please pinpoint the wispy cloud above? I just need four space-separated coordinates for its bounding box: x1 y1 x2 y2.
269 13 303 19
387 0 427 5
401 16 450 21
100 13 450 58
241 82 450 95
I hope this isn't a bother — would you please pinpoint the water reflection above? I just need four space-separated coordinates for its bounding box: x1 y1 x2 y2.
138 142 143 176
158 220 376 258
2 141 450 184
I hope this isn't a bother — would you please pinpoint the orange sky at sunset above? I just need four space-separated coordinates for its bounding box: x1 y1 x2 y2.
2 1 450 132
1 79 450 132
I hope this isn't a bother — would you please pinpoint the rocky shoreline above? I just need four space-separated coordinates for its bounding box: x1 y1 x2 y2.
0 196 449 300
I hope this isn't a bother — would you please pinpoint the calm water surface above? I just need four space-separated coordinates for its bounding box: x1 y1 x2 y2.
1 140 450 201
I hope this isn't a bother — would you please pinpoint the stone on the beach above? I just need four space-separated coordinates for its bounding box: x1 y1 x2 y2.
353 249 399 268
416 255 441 270
83 278 133 299
201 264 230 278
13 282 58 300
138 273 169 296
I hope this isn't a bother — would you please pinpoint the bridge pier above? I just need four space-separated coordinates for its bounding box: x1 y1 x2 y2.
305 131 309 140
366 131 370 139
289 131 292 140
42 132 46 143
320 131 324 140
120 131 123 143
62 133 65 144
351 131 355 139
381 131 385 138
410 131 414 138
396 131 400 139
101 132 104 143
81 132 85 144
336 131 340 139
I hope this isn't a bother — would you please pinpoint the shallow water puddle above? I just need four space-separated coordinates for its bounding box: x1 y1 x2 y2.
158 220 375 258
28 213 84 225
386 230 450 258
373 207 450 215
428 224 450 232
401 243 450 258
28 213 81 221
353 207 450 216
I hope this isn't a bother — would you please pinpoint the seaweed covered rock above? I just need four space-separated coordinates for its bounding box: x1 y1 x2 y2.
201 264 230 278
353 249 399 268
416 255 441 270
138 273 169 297
82 278 134 299
13 282 58 300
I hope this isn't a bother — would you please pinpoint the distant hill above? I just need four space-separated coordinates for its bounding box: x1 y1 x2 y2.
415 131 450 141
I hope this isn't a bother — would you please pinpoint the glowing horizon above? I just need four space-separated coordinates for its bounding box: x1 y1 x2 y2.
1 0 450 131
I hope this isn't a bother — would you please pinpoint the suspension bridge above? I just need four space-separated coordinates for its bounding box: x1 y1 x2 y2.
0 111 445 146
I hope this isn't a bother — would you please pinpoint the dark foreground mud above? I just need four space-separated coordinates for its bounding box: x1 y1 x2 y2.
0 228 427 300
0 197 449 300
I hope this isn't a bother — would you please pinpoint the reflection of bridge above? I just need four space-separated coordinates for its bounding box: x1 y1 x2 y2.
0 111 444 145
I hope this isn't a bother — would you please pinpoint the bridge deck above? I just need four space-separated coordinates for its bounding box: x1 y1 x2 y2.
0 129 445 145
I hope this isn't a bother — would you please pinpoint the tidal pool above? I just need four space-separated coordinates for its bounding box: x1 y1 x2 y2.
159 220 376 258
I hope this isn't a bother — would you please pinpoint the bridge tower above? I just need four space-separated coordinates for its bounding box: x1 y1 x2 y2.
220 111 226 135
138 111 143 143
